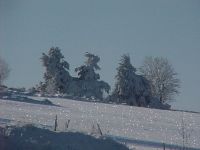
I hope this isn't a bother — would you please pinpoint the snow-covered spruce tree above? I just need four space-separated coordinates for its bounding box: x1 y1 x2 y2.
112 54 151 106
73 52 110 99
75 52 100 81
40 47 71 94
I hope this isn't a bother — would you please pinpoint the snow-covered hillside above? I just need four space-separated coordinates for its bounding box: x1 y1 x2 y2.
0 97 200 150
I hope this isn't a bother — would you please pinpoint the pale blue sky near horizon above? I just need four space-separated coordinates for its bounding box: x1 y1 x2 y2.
0 0 200 111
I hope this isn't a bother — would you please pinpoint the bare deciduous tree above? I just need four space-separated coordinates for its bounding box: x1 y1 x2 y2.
140 56 180 103
0 57 10 85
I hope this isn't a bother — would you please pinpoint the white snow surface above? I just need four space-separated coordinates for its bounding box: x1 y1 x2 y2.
0 97 200 150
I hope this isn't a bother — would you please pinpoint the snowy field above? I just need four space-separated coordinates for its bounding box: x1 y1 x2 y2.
0 97 200 150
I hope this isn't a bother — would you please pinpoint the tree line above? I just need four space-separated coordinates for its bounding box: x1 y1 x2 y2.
0 47 180 109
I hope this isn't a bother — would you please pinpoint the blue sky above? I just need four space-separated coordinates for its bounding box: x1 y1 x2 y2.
0 0 200 111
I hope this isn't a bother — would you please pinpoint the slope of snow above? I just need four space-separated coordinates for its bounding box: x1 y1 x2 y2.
0 125 128 150
0 97 200 150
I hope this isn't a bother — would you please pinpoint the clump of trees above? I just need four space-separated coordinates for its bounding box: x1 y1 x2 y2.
38 47 110 100
37 47 180 109
0 48 180 109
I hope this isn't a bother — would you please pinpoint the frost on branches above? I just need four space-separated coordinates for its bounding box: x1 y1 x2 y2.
71 52 110 99
111 54 151 107
75 52 100 81
38 49 110 100
140 56 180 104
40 47 72 94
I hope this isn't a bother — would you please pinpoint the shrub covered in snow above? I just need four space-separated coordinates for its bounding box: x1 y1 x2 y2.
148 97 171 110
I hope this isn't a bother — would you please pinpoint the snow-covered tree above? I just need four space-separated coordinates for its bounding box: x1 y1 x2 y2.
0 56 10 86
75 52 100 81
113 55 136 102
73 52 110 99
112 54 151 106
140 56 180 104
40 47 71 94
